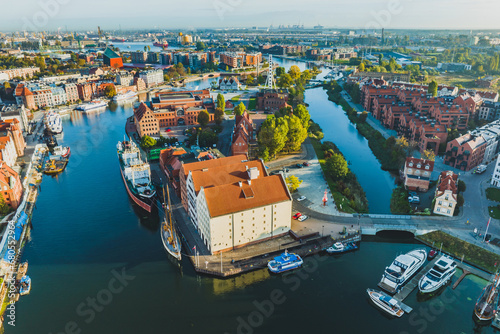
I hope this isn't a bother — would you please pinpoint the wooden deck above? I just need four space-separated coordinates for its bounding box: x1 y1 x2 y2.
393 257 439 302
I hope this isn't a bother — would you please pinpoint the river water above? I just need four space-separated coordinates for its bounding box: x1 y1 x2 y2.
5 60 494 334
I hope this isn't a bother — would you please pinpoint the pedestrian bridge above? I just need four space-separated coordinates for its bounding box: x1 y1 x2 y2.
361 224 437 236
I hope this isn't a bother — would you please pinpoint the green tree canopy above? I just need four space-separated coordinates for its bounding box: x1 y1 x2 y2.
197 110 210 127
277 73 293 88
275 67 286 77
258 115 288 158
288 65 301 80
284 115 307 152
216 93 225 112
140 135 157 149
104 85 117 98
428 80 438 97
325 153 348 180
293 104 310 130
196 41 206 51
234 102 246 116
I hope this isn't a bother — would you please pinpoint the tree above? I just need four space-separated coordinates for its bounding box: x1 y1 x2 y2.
358 62 365 72
257 75 265 85
234 102 246 116
246 75 254 86
199 129 218 147
0 193 10 215
216 93 225 112
197 110 210 127
293 104 310 130
214 107 224 125
288 65 301 80
278 73 293 88
276 67 286 77
285 175 303 193
196 41 206 51
258 115 288 158
458 180 466 193
284 115 307 152
77 59 85 67
325 153 348 180
457 194 465 207
140 135 156 149
104 85 117 98
428 80 438 97
421 149 436 161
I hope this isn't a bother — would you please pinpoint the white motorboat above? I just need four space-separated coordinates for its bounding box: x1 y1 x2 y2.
113 91 137 102
267 250 303 273
45 111 63 134
367 289 404 317
418 255 457 294
378 249 427 294
49 145 71 159
76 100 108 112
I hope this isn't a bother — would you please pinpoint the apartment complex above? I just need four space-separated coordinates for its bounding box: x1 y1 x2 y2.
444 133 486 171
231 111 254 156
433 171 459 217
138 69 164 88
0 67 40 80
219 52 262 69
179 156 292 254
259 44 307 56
0 162 23 210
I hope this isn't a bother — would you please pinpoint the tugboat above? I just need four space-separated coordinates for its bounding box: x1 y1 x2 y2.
117 140 156 212
267 250 303 274
49 146 71 159
474 273 500 322
326 241 358 254
418 255 457 294
160 183 182 262
43 158 68 175
367 289 404 317
378 249 427 294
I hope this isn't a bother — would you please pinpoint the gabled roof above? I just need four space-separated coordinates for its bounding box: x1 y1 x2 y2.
182 155 248 177
134 103 153 122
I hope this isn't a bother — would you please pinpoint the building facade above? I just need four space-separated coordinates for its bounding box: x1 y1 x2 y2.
403 157 434 192
433 171 458 217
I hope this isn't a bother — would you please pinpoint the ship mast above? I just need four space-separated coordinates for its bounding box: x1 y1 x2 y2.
166 183 173 234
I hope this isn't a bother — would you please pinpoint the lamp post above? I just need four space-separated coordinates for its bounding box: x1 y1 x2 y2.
322 225 324 237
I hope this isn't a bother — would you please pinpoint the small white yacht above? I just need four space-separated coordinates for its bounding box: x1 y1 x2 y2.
418 255 457 294
113 91 137 102
378 249 427 294
367 289 404 317
45 111 63 134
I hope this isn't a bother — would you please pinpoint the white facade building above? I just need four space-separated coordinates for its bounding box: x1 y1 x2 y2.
492 154 500 187
139 69 164 88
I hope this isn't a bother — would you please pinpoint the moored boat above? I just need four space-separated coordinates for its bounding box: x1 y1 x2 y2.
367 289 404 317
267 250 303 273
326 241 358 254
113 91 137 102
45 111 63 134
117 140 156 212
427 249 438 260
474 273 500 322
49 145 71 159
378 249 427 294
418 255 457 294
76 100 108 112
19 275 31 296
160 183 182 261
43 158 68 175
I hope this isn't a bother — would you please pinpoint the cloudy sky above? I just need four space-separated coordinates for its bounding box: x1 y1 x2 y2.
1 0 499 31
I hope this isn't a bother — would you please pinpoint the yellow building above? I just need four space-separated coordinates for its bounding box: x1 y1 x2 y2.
433 171 459 217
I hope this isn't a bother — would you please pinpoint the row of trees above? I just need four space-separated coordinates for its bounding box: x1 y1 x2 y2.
258 104 310 161
276 65 315 106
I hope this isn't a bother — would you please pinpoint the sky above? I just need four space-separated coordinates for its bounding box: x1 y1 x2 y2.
1 0 500 32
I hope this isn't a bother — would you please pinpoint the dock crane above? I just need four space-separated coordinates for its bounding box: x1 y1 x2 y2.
97 26 108 47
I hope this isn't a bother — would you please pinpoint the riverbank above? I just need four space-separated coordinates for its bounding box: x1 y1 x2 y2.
324 82 402 172
309 122 368 214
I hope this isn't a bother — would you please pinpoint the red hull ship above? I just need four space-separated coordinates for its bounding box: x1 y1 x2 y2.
153 42 169 48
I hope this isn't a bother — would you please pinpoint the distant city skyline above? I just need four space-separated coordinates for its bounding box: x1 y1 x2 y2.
1 0 500 32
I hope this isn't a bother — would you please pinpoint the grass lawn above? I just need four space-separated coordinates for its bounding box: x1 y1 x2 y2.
224 110 233 115
248 98 257 110
429 73 497 91
486 187 500 202
489 205 500 219
417 230 500 273
230 95 240 102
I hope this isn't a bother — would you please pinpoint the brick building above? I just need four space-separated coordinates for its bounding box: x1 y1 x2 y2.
256 89 289 112
402 157 434 192
444 133 487 171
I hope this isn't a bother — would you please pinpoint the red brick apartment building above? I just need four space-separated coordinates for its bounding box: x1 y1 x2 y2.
256 89 289 112
444 133 486 171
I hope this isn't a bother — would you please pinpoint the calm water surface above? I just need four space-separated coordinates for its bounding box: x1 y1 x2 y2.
6 62 493 334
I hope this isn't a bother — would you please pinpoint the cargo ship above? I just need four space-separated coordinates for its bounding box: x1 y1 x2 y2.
117 140 156 212
153 41 169 48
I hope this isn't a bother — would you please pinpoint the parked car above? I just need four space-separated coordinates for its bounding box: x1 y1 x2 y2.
296 163 303 168
293 212 302 220
283 168 289 173
297 196 306 202
408 191 417 197
475 165 487 174
408 196 420 204
166 128 172 132
298 215 309 222
303 162 310 167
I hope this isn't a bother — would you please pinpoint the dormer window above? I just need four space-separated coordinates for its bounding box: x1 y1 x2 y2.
425 165 430 170
409 162 413 167
417 164 421 168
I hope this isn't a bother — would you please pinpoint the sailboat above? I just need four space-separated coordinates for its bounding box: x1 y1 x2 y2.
160 183 182 261
474 273 500 322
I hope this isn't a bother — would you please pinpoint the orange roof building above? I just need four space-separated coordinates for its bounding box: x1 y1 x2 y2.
433 171 459 217
0 162 23 210
179 156 292 254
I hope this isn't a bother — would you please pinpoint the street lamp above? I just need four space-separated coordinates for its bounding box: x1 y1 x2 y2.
322 225 324 237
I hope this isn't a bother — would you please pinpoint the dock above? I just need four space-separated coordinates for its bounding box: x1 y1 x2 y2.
393 257 439 302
